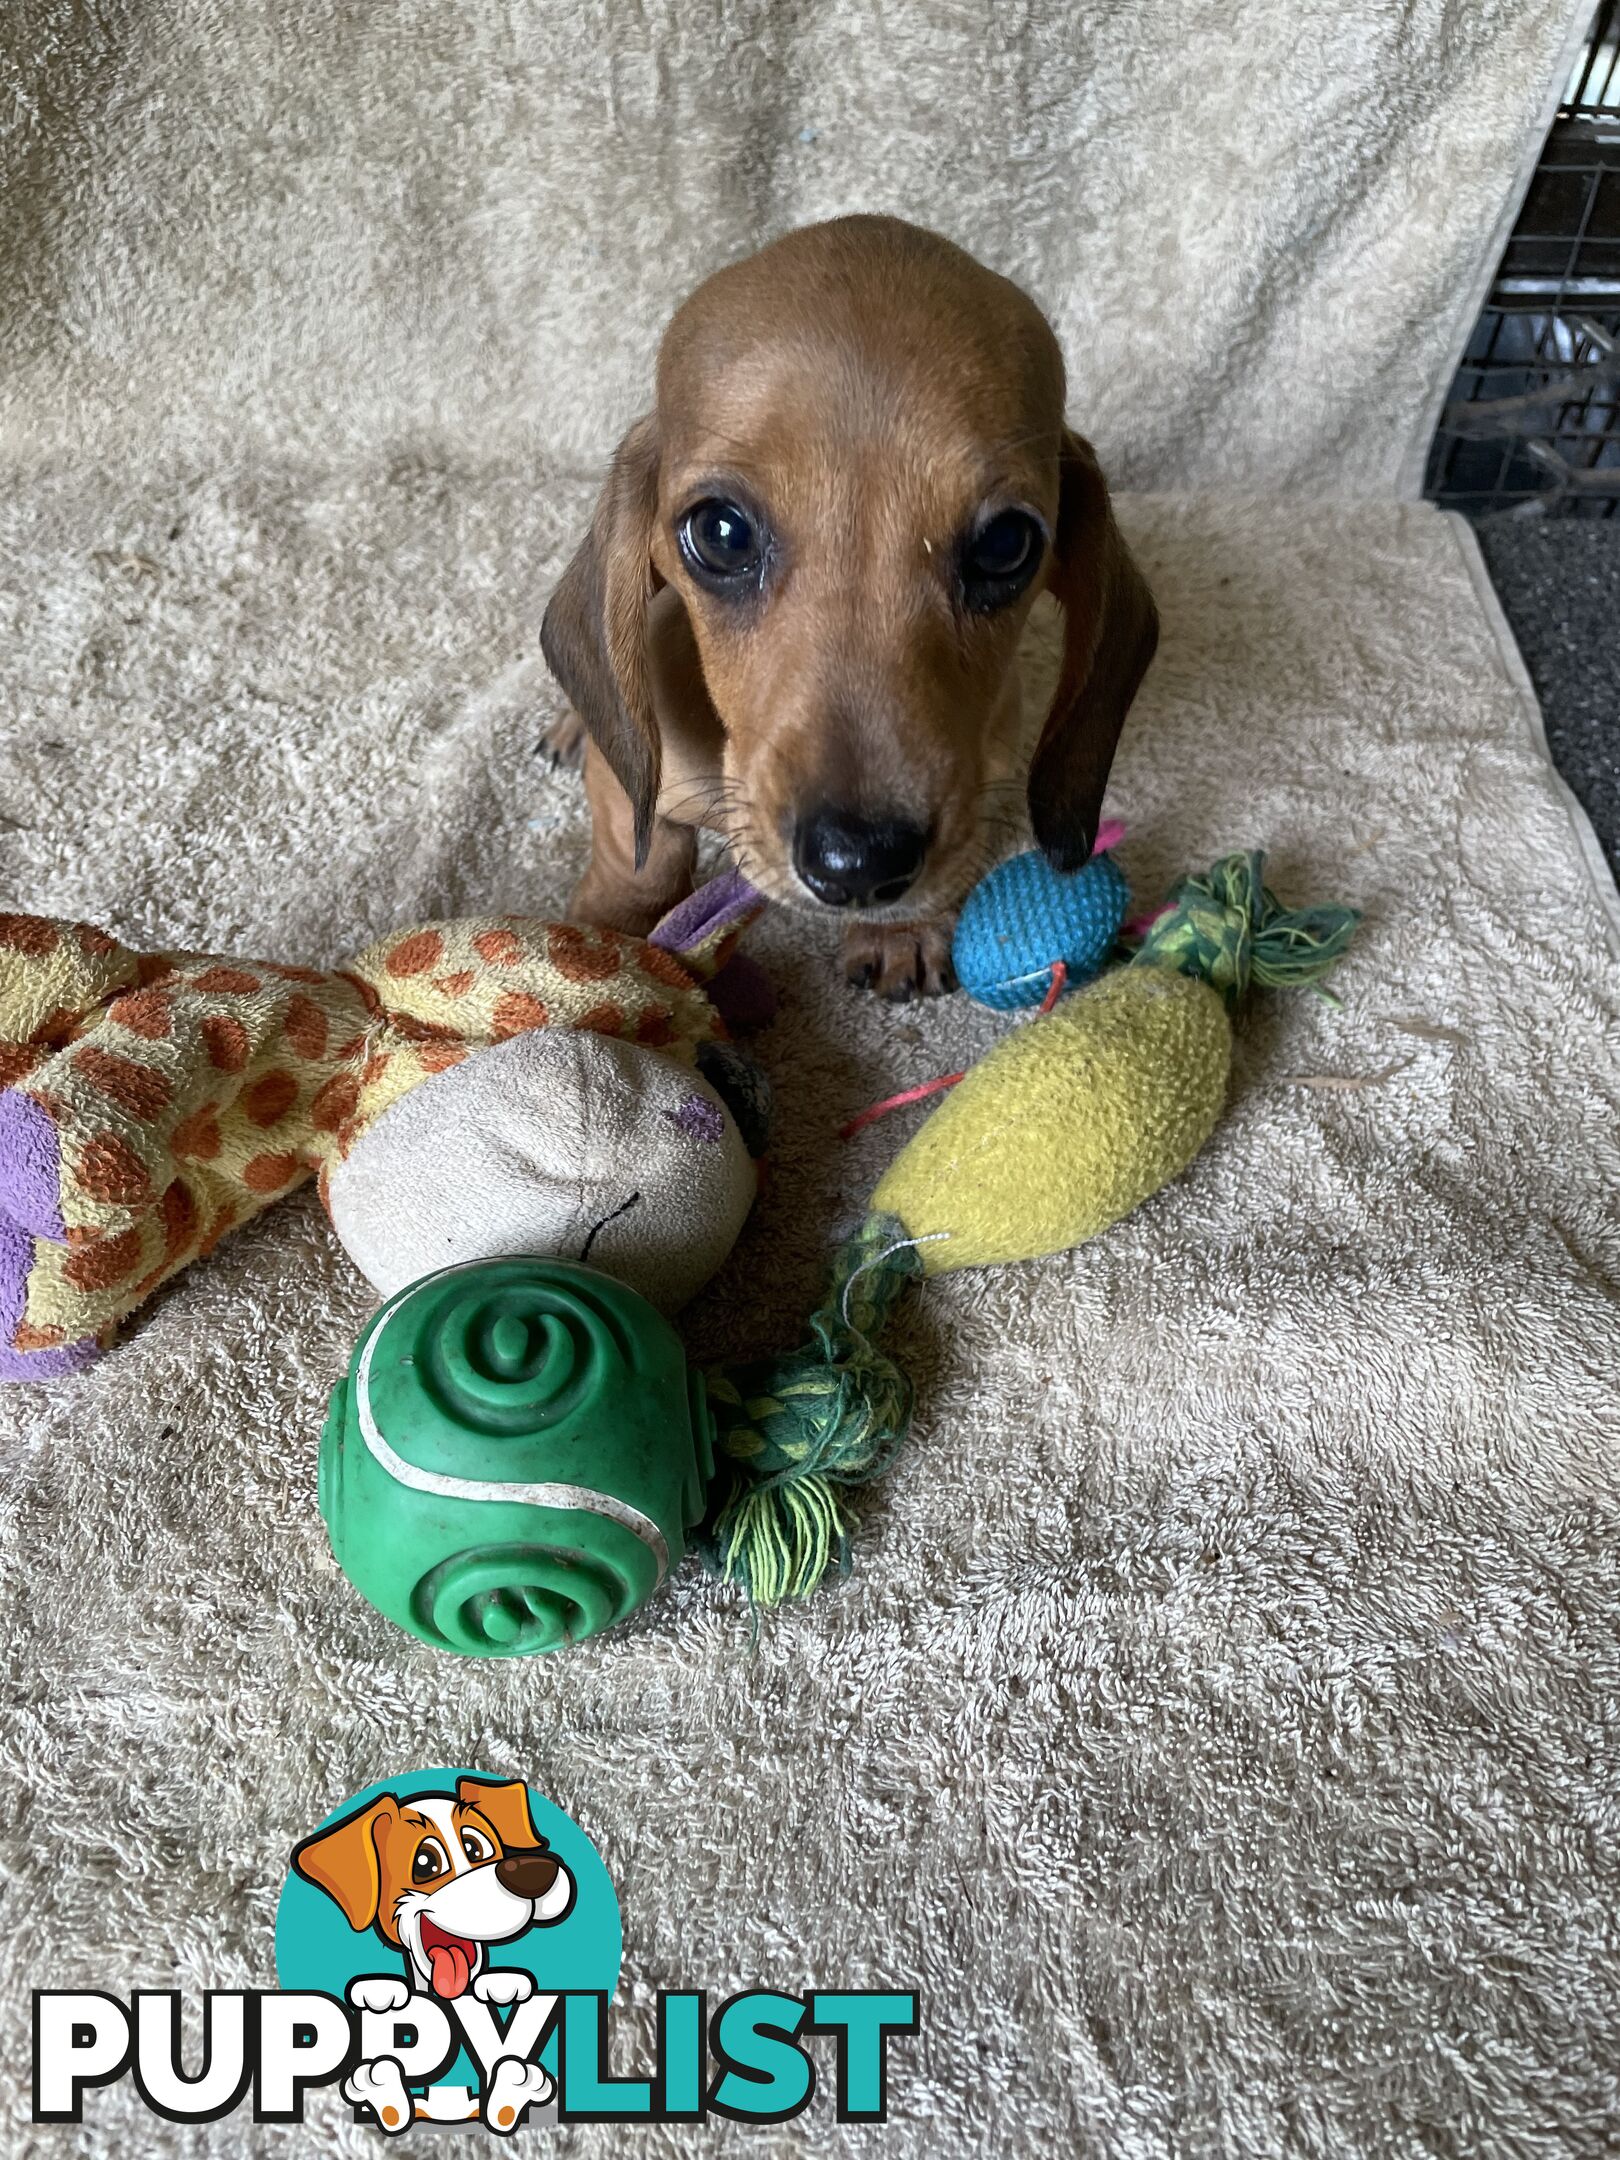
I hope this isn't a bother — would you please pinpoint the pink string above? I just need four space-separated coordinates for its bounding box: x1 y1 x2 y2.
1037 959 1068 1015
839 1070 967 1141
842 961 1072 1139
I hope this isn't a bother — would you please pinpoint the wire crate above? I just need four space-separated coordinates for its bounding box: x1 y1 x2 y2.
1426 0 1620 519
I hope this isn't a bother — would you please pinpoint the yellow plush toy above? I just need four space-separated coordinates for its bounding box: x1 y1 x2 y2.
706 851 1359 1602
874 966 1231 1272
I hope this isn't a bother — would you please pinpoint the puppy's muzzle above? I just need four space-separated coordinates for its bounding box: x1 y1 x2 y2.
495 1847 563 1900
792 805 928 909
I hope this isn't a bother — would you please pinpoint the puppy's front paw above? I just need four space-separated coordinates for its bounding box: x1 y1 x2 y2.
473 1968 535 2007
844 920 956 1001
536 707 587 769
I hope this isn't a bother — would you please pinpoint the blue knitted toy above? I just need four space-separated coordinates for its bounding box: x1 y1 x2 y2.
952 832 1131 1010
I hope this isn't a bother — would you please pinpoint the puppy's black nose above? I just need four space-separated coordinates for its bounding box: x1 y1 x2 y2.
793 807 927 908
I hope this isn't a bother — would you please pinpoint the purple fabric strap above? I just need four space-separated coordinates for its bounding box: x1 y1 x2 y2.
647 869 762 957
0 1089 68 1240
648 870 776 1035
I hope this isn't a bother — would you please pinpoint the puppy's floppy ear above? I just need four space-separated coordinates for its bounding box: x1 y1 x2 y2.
457 1774 541 1852
291 1795 398 1931
541 415 665 868
1028 428 1158 873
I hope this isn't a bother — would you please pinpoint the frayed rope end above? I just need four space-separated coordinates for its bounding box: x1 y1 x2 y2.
1130 849 1360 1005
700 1216 924 1609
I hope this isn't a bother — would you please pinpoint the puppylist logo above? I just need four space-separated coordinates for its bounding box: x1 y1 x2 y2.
32 1769 918 2135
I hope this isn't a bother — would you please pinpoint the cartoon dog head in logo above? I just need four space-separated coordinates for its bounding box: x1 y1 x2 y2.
291 1775 575 1999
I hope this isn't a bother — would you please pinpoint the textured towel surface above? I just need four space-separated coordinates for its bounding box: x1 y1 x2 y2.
1 481 1617 2155
0 1 1588 493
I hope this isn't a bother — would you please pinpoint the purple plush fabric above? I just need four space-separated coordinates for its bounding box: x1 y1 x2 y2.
0 1088 98 1379
647 869 762 958
648 871 776 1032
0 1088 68 1240
664 1093 727 1145
0 1212 100 1381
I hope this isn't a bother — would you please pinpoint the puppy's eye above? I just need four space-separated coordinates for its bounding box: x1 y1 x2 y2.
961 510 1043 608
411 1838 450 1884
679 499 762 582
460 1829 494 1864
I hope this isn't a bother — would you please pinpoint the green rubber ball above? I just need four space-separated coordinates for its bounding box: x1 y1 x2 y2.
318 1257 715 1656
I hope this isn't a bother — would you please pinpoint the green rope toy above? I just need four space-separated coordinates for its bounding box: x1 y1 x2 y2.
703 1215 922 1601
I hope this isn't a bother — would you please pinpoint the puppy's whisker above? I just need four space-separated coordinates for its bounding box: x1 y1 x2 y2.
982 424 1064 462
659 777 734 821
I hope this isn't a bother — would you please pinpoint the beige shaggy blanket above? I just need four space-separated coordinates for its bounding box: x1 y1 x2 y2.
1 478 1616 2156
2 2 1618 2154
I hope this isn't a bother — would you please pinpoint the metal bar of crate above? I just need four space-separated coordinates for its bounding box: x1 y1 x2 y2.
1427 4 1620 517
1563 0 1619 119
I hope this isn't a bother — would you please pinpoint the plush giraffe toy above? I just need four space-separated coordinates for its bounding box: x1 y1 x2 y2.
0 876 768 1380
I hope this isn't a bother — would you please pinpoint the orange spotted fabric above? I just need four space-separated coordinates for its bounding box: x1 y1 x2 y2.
0 909 740 1363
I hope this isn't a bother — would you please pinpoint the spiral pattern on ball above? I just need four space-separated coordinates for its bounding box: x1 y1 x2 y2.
412 1270 636 1436
413 1543 633 1655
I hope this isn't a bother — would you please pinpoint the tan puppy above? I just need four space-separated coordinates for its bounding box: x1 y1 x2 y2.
541 214 1157 998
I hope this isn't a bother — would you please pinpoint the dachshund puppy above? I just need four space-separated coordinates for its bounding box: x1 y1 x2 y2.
541 214 1157 998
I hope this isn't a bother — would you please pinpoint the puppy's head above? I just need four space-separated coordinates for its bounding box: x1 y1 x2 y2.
542 214 1157 916
291 1777 574 1997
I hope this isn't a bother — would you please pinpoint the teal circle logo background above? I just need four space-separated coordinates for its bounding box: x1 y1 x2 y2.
275 1768 621 2053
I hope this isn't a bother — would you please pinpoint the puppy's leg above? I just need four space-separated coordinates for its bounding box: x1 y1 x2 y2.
571 740 697 935
844 919 957 1001
537 708 586 768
